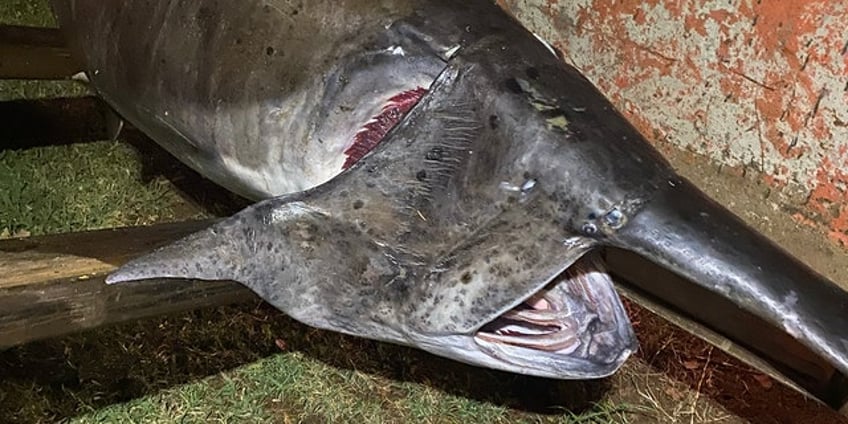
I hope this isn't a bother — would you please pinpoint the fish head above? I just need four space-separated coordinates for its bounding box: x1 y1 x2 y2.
481 31 848 386
465 29 848 384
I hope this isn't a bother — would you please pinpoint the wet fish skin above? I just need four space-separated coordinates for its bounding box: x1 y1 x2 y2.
51 0 848 382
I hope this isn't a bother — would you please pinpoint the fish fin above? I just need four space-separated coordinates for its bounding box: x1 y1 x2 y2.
106 196 406 340
70 71 90 83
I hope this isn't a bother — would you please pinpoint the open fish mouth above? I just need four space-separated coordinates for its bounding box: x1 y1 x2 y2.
473 254 636 375
476 289 584 354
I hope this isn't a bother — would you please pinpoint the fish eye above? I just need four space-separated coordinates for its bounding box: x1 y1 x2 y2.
603 208 625 229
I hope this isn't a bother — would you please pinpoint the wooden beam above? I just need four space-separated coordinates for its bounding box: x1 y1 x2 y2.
0 25 80 79
0 220 256 349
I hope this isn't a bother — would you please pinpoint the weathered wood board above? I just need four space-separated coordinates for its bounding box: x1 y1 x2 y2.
0 220 256 350
0 25 79 79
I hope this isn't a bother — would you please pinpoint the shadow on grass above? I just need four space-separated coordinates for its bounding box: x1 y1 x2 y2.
121 129 252 218
0 302 612 423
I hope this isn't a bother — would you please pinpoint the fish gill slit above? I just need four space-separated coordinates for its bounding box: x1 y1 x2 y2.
341 86 428 170
419 104 481 191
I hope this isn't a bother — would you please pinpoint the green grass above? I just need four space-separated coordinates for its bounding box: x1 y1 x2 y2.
0 0 89 102
0 79 88 102
0 142 186 237
2 0 56 26
1 301 635 424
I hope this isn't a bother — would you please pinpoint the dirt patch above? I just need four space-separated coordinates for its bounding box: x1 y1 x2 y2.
626 300 847 423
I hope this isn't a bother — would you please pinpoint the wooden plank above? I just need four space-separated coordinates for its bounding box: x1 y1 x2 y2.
0 96 115 150
606 248 848 411
0 220 256 349
0 25 80 79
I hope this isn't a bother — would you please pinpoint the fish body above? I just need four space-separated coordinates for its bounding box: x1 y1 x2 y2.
51 0 848 384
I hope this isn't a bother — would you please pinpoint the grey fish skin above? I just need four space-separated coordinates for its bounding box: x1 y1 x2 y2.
50 0 453 199
612 178 848 377
51 0 848 381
